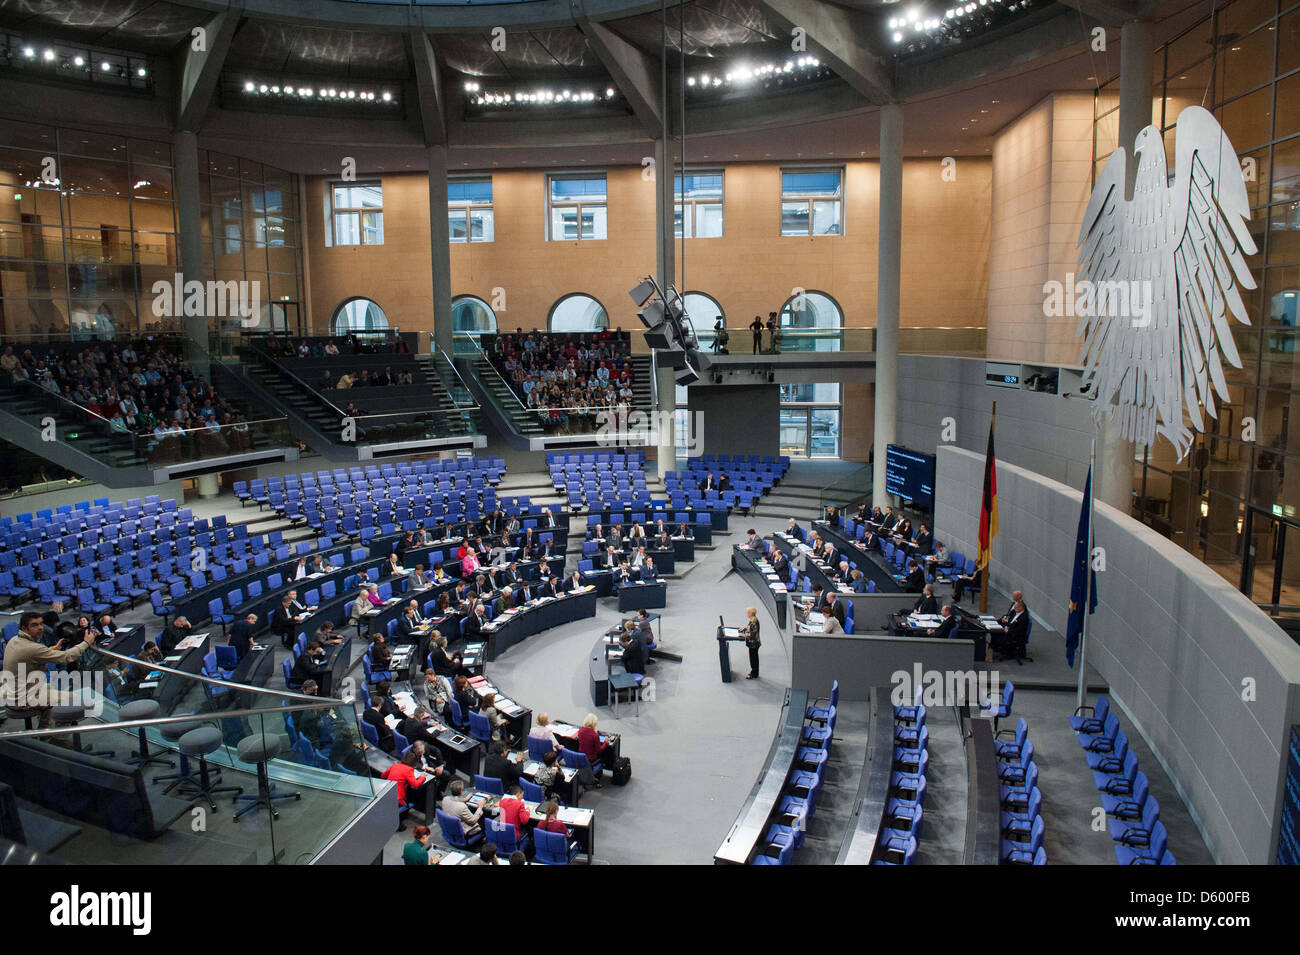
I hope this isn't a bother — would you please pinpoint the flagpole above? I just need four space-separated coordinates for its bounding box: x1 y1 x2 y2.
979 402 996 616
1077 438 1096 712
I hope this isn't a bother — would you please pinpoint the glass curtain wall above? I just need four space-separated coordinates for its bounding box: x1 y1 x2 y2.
199 152 305 336
1097 0 1300 620
0 119 177 338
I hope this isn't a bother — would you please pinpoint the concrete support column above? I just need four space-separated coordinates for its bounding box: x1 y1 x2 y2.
427 145 453 356
172 130 209 376
1095 18 1154 513
196 473 220 498
653 137 677 475
872 103 902 505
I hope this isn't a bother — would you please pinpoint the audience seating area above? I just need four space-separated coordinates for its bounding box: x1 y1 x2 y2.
485 330 642 434
1072 695 1176 865
234 458 507 533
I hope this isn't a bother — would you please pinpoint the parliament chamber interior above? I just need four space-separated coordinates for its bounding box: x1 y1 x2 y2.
0 0 1294 908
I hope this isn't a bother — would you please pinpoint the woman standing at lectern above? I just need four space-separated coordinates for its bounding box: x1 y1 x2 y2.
743 607 762 680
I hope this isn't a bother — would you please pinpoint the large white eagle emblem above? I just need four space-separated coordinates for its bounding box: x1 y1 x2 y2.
1075 105 1256 460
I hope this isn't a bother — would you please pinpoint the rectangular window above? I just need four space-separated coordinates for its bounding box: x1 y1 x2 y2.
330 181 384 246
547 174 607 241
780 168 842 236
448 177 494 243
674 170 724 238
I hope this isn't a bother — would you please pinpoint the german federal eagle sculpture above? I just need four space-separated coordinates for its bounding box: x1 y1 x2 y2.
1075 105 1256 460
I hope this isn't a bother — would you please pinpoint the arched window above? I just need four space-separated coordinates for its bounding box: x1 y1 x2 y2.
778 290 843 351
331 297 389 334
682 291 724 330
451 295 498 334
548 293 609 332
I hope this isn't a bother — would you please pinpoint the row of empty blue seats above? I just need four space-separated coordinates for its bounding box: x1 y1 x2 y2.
1071 696 1176 865
751 681 841 865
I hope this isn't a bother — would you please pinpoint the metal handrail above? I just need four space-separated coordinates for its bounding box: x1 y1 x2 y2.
11 377 118 429
240 339 350 418
457 333 528 414
461 333 654 415
87 643 343 704
0 700 352 743
434 347 480 413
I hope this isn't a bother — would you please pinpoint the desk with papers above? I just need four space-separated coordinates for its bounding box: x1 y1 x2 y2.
615 578 667 612
731 544 788 629
467 791 596 862
480 586 599 661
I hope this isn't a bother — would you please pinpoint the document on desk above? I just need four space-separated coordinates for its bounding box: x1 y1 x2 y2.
438 851 470 866
384 714 401 730
721 627 741 638
908 614 943 628
558 807 593 825
175 635 205 651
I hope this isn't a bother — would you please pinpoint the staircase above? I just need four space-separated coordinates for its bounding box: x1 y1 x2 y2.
234 347 484 460
460 352 659 452
0 375 297 488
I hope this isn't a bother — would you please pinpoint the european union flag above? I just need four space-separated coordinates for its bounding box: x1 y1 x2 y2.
1065 463 1098 668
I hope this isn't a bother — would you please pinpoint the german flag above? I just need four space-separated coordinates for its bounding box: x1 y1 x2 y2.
976 409 998 570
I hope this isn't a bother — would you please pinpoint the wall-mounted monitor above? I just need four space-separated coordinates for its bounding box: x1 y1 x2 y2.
885 444 935 510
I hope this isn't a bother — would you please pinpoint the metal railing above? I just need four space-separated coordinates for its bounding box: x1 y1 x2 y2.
2 376 292 466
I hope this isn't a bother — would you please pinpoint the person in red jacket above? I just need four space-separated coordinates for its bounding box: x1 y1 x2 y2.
576 713 616 787
383 749 436 821
497 783 530 837
537 802 570 836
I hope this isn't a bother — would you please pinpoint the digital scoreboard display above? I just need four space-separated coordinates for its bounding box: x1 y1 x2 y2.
885 444 936 510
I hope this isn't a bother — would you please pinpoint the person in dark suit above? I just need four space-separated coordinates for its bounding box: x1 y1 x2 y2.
698 472 717 492
159 615 192 655
640 559 657 582
228 612 258 660
903 560 926 594
292 641 328 685
927 605 960 639
515 580 535 605
879 507 898 532
397 604 423 642
999 590 1026 627
483 741 526 788
786 518 805 542
824 592 846 629
772 550 790 578
587 523 605 542
912 524 933 556
612 563 632 589
271 595 297 650
562 570 585 593
619 631 646 675
993 600 1030 659
463 603 488 638
362 696 395 753
913 584 939 615
718 472 732 493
